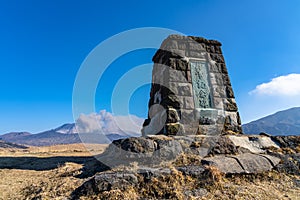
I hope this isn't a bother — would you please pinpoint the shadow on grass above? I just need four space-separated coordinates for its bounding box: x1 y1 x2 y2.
0 155 110 178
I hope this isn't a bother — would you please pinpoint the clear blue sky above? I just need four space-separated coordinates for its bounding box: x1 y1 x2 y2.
1 0 300 133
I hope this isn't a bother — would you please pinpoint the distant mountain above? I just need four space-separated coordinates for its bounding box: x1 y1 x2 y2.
0 132 32 140
1 110 144 146
242 107 300 136
54 123 78 134
0 140 28 149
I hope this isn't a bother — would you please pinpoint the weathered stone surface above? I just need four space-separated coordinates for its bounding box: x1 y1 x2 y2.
202 156 245 174
169 69 187 82
224 98 238 112
100 135 186 166
180 109 195 124
143 35 242 136
188 50 206 58
208 136 238 155
260 154 281 167
166 108 180 123
202 153 280 174
231 153 276 173
228 135 280 153
271 135 300 150
275 153 300 175
176 59 189 71
72 171 138 196
72 134 300 199
165 123 184 135
197 124 223 136
183 96 195 109
178 83 193 96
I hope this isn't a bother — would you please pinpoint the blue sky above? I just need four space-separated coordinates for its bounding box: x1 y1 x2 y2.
1 0 300 133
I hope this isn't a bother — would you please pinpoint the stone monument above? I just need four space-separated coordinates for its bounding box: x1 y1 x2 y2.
72 35 300 199
142 35 242 136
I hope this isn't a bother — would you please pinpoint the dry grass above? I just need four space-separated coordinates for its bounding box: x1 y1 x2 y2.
0 144 299 200
138 167 195 199
202 171 300 200
0 143 108 200
0 143 108 157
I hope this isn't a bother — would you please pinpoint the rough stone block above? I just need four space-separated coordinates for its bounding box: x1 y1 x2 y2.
215 45 222 54
177 41 187 50
178 83 193 96
219 63 228 74
225 86 235 98
202 156 244 173
188 51 206 58
197 125 223 136
161 94 181 109
165 40 178 50
188 41 206 51
206 45 215 53
227 135 280 154
166 108 180 123
180 109 196 124
165 123 184 135
169 69 187 82
229 154 274 173
210 72 224 85
184 96 195 109
212 86 226 98
176 59 188 71
195 109 218 125
224 98 238 112
222 74 231 86
213 97 224 109
168 82 178 94
208 63 221 73
210 53 225 63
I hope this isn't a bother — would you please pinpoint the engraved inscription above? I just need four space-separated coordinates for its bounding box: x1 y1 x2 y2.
190 61 213 108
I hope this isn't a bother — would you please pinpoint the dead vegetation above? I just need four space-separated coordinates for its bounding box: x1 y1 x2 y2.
0 144 300 200
0 143 108 200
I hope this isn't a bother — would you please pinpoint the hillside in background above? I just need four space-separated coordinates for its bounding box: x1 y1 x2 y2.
0 140 28 149
0 110 143 146
242 107 300 136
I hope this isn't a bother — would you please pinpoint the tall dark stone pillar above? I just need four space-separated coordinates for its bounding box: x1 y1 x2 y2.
142 35 242 136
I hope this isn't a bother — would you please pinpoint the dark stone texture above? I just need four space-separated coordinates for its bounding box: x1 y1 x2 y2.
224 98 238 112
226 86 235 98
72 171 138 197
144 34 242 136
165 123 184 135
72 134 300 199
202 156 244 174
230 153 276 173
202 153 280 174
166 109 180 123
271 136 300 150
208 136 238 156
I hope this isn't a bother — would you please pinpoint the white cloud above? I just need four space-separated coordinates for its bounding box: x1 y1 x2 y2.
250 73 300 96
76 110 144 135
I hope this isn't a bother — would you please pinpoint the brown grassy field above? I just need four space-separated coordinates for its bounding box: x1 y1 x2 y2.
0 144 299 200
0 143 108 200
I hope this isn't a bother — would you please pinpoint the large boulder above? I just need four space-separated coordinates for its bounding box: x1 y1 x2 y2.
202 153 281 174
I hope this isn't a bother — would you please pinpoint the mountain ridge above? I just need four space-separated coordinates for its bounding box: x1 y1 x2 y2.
1 110 143 146
242 107 300 136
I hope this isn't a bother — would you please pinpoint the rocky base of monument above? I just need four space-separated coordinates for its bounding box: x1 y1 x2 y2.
71 135 300 199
